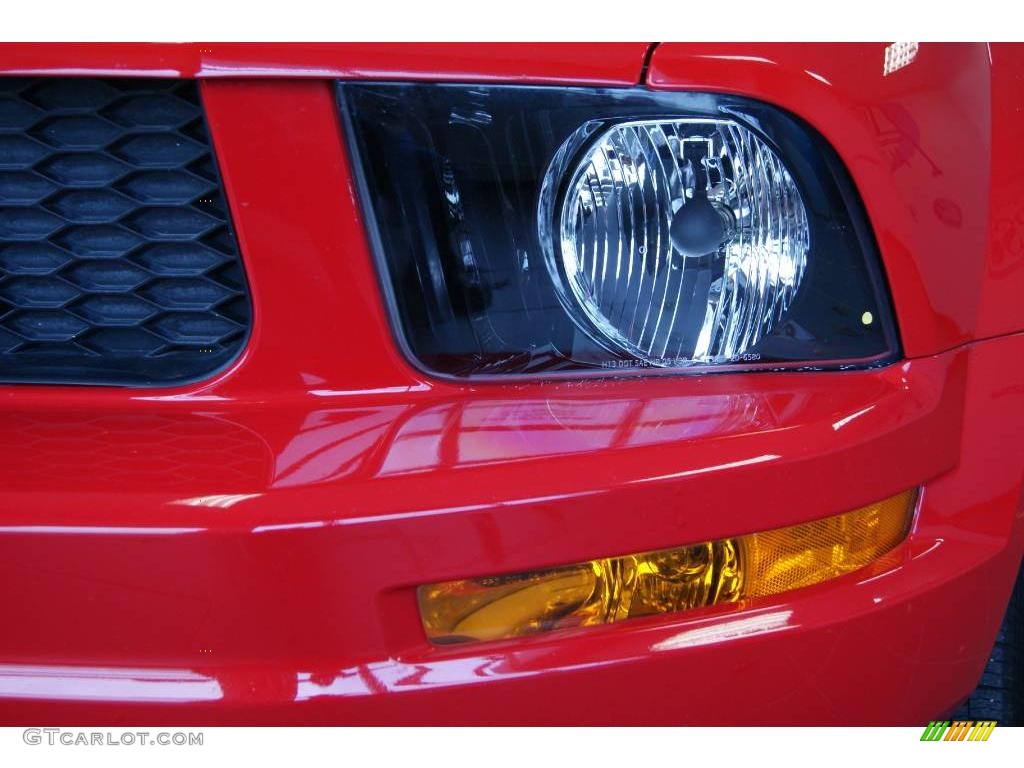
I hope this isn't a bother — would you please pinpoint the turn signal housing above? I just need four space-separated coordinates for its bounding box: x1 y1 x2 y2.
418 489 917 644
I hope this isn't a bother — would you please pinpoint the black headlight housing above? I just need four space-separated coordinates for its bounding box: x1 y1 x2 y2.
340 83 899 379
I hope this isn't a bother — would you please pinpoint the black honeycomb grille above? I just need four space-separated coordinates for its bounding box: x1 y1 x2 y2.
0 78 251 385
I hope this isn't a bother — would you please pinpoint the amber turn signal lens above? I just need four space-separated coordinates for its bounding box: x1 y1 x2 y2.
418 489 917 645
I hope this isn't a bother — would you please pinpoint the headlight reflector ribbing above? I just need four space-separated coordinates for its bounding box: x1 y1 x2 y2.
551 118 810 366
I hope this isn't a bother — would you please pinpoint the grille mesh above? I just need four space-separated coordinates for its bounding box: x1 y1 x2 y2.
0 78 250 385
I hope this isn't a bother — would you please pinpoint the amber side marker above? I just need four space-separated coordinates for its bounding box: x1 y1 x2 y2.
418 489 918 644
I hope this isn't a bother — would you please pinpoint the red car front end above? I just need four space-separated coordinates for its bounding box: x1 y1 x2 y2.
1 42 1022 725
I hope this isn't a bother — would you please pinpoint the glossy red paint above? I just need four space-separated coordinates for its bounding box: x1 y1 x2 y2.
1 43 1023 725
977 43 1024 339
0 42 652 85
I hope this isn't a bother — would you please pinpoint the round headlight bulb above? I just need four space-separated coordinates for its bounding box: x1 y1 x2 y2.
543 117 810 366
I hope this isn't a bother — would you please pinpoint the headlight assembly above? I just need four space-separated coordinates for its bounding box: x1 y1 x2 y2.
341 84 898 378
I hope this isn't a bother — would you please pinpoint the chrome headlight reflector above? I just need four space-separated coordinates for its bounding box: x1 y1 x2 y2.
548 118 810 366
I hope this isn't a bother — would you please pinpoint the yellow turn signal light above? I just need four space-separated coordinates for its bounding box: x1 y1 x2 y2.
418 489 917 644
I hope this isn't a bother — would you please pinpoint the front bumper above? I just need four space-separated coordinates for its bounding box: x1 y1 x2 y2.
1 330 1022 725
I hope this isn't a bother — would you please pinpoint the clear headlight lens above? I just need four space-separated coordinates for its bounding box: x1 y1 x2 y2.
341 84 898 377
549 118 809 366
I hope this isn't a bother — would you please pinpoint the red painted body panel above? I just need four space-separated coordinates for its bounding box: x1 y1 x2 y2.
1 43 1023 725
0 42 652 85
977 43 1024 339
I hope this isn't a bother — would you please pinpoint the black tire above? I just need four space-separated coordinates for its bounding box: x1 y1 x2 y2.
955 564 1024 725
